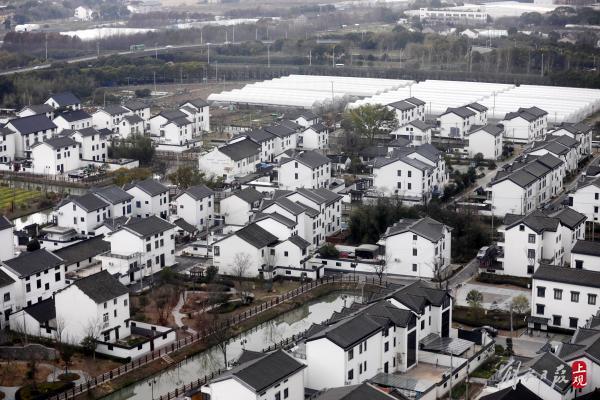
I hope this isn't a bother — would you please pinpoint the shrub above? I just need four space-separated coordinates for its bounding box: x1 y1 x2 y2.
318 243 339 258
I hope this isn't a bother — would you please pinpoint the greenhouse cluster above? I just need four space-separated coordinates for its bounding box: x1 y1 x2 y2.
207 75 414 108
349 80 600 123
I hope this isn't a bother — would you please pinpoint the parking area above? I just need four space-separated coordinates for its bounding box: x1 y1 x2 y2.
454 279 531 310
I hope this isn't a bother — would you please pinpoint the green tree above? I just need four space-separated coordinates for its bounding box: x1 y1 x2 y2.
109 134 155 165
466 289 484 313
342 104 398 148
318 243 339 259
510 294 530 314
111 167 152 186
168 165 223 190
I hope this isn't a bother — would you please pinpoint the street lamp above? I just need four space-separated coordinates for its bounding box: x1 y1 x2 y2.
148 378 157 400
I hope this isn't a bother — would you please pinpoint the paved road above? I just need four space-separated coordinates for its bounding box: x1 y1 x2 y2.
0 41 234 77
549 153 599 208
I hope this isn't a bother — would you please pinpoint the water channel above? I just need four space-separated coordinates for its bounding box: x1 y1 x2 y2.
102 291 361 400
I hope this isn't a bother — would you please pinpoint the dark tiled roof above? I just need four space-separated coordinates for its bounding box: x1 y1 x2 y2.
182 98 209 108
263 124 296 138
72 270 128 303
479 383 541 400
314 383 398 400
123 100 148 111
388 137 410 147
466 102 488 112
534 264 600 289
35 136 77 150
8 114 57 135
278 120 303 131
122 216 175 237
387 100 415 111
239 128 275 144
173 218 198 234
91 185 133 204
101 105 129 115
285 110 317 121
123 114 143 124
391 280 449 311
408 119 432 130
405 97 426 106
181 185 213 201
53 235 110 265
443 106 476 119
0 269 15 289
47 92 80 107
218 139 260 161
4 249 63 277
522 352 571 392
384 217 447 242
67 192 109 212
56 109 91 122
504 106 548 122
0 215 13 230
211 350 305 393
469 124 503 137
505 210 559 234
280 150 329 169
169 116 192 127
235 223 279 248
22 104 54 114
74 127 101 137
159 110 187 120
24 298 55 323
125 179 168 196
572 240 600 257
254 212 296 228
288 234 311 249
234 187 264 205
545 207 586 230
294 188 341 206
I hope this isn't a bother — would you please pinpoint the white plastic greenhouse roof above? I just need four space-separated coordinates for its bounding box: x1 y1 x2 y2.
349 80 600 123
208 75 600 123
207 75 415 109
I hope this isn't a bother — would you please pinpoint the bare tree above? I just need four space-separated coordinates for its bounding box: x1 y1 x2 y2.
372 254 390 285
53 317 66 364
154 285 179 326
232 252 251 292
81 317 103 360
427 256 451 290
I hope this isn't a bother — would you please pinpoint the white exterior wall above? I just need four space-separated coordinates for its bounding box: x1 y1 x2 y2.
438 113 472 139
532 278 600 331
53 115 92 132
54 285 130 344
0 227 15 262
0 132 16 163
93 110 128 132
373 159 431 202
571 252 600 271
174 192 213 228
202 370 303 400
127 186 169 219
212 237 263 276
198 148 258 182
467 132 502 160
384 229 451 278
72 132 108 162
119 119 144 139
502 116 546 144
220 196 252 225
305 338 346 389
277 162 330 190
55 201 108 236
488 180 528 217
569 185 600 223
160 122 193 146
392 126 432 146
32 142 80 175
1 264 66 310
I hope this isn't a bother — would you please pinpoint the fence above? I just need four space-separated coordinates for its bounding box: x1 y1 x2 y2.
49 274 375 400
0 170 112 188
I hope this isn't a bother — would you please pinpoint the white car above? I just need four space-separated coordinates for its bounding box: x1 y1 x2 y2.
476 246 489 259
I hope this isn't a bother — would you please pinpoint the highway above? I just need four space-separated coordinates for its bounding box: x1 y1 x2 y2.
0 41 238 77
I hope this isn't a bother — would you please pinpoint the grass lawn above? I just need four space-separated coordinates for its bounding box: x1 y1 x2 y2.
0 187 42 210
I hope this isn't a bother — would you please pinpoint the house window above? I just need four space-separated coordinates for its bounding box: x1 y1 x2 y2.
589 294 597 305
26 283 31 293
554 289 562 300
571 292 580 303
55 272 60 282
421 320 425 330
537 287 545 298
284 388 288 399
527 249 536 259
412 264 417 272
553 315 561 326
412 248 417 256
214 246 220 256
384 342 389 352
347 369 353 381
44 283 49 290
3 293 9 302
348 349 353 360
528 234 536 244
536 304 545 315
570 317 579 328
519 225 525 231
575 260 583 269
103 313 109 322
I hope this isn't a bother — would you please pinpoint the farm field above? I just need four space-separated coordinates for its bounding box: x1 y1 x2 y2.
0 186 42 211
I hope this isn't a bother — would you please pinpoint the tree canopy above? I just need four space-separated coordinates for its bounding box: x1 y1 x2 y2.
342 104 398 150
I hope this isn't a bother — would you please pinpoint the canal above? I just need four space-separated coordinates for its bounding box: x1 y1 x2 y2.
102 291 361 400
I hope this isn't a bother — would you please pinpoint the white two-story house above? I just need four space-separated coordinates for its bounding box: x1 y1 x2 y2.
173 185 214 229
125 179 169 219
54 192 110 236
437 106 476 139
44 92 81 111
53 109 93 132
92 105 131 133
501 106 548 144
90 185 134 219
31 136 80 175
5 114 58 158
180 98 210 133
277 150 331 190
69 127 108 162
467 124 503 160
198 138 261 183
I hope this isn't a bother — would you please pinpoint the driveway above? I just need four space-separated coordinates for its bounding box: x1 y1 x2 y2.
454 279 530 310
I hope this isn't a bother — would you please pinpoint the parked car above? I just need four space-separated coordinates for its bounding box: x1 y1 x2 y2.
476 246 489 259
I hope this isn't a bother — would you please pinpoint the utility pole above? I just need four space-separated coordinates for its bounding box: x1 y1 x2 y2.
44 34 48 61
180 67 183 85
155 43 158 59
267 45 270 68
541 52 544 77
309 50 312 66
332 46 335 68
153 71 156 93
207 43 210 64
97 41 100 57
215 61 218 81
255 28 258 41
200 30 203 45
232 25 235 43
449 353 453 400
